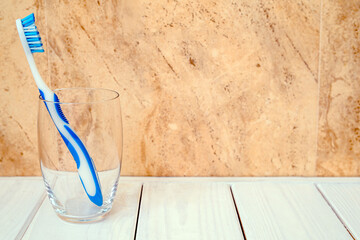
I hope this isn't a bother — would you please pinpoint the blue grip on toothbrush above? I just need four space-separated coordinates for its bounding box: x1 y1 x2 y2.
39 90 103 206
53 94 69 124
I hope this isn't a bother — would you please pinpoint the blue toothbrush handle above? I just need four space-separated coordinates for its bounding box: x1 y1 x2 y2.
41 91 103 206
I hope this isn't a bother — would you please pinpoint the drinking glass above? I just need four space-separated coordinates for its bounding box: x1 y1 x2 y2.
38 88 122 223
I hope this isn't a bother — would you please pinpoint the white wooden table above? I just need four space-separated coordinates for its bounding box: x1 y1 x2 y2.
1 177 359 240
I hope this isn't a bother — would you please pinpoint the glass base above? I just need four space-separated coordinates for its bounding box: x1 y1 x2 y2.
52 197 113 223
41 166 119 223
56 211 110 223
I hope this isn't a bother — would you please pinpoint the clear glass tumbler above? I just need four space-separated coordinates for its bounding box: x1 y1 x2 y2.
38 88 122 223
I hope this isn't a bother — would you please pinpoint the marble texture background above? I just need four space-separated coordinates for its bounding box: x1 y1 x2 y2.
317 0 360 176
0 0 358 176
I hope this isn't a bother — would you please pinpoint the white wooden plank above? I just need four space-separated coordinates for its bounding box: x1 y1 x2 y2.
22 182 142 240
317 183 360 239
0 178 44 240
231 182 352 240
136 182 244 240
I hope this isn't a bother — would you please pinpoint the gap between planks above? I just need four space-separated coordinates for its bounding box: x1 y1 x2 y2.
132 181 357 240
133 185 144 240
17 192 47 240
230 182 354 240
15 179 360 240
315 184 355 240
230 186 247 240
134 182 244 240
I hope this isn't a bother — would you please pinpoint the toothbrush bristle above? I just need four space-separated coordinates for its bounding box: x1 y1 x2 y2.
21 13 44 53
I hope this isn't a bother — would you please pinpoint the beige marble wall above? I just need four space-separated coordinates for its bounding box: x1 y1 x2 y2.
317 0 360 176
0 0 358 176
0 0 46 175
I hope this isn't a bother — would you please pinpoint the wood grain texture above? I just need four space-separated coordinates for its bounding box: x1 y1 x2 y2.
231 182 351 240
317 0 360 176
136 182 244 240
317 183 360 239
22 182 142 240
1 177 360 239
0 178 44 240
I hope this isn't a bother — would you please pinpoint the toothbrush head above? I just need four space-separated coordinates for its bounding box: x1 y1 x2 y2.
20 13 44 53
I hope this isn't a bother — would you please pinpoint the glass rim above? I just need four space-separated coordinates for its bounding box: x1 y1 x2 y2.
39 87 120 105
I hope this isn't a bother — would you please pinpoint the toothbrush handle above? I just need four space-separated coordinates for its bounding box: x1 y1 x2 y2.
41 91 103 206
59 124 103 206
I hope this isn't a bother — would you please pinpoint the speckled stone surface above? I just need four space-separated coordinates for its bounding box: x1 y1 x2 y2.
2 0 356 177
317 0 360 176
0 0 48 175
42 0 320 176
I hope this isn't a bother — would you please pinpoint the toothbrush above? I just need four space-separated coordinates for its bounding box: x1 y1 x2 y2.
16 13 103 206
